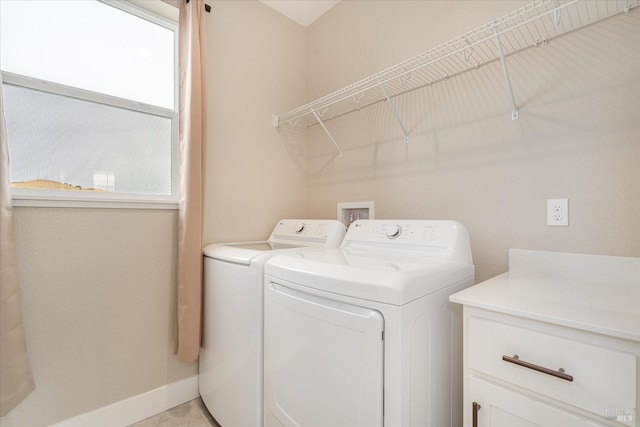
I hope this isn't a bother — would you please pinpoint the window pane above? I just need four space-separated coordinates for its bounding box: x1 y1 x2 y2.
0 0 174 109
4 83 172 196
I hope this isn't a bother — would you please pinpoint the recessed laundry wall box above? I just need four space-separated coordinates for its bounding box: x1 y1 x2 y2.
337 201 374 227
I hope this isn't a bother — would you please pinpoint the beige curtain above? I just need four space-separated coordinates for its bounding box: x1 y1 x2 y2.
175 0 208 362
0 73 35 415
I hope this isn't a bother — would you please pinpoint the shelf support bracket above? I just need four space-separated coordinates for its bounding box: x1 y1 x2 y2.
379 80 410 143
553 0 562 26
493 25 519 120
310 106 343 157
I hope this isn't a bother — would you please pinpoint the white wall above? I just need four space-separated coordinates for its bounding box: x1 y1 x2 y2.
1 1 308 425
203 0 307 244
302 1 640 282
3 208 195 426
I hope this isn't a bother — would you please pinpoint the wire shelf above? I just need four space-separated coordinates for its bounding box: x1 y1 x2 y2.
274 0 637 152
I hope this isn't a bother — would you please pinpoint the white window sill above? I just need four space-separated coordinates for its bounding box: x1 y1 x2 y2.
11 192 179 210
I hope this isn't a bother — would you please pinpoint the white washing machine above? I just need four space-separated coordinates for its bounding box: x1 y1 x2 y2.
263 220 474 427
200 219 346 427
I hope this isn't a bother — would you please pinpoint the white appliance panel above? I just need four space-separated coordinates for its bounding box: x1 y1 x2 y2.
265 282 384 427
342 220 472 265
200 261 262 427
269 219 346 247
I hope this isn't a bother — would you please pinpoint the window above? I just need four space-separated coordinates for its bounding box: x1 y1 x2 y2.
1 0 178 208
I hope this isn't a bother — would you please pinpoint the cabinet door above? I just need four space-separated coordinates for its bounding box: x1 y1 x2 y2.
468 376 606 427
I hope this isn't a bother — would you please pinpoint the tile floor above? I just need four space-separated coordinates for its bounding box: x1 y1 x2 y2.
128 398 220 427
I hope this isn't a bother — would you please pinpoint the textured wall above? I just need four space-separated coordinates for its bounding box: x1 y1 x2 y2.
203 0 307 244
3 208 195 426
303 1 640 282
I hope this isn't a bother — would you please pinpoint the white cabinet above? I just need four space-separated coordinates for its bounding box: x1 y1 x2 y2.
463 308 635 427
450 249 640 427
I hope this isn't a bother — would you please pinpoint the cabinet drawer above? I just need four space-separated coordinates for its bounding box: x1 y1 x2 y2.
468 316 636 421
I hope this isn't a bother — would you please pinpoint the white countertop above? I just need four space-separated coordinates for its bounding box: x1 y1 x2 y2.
450 249 640 342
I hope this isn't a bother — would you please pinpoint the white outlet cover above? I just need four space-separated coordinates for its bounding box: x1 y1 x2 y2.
547 198 569 226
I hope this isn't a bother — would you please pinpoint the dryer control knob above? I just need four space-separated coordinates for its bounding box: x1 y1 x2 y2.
295 223 306 234
386 225 402 239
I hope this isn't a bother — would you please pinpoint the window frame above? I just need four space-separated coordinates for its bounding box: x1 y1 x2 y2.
2 0 180 210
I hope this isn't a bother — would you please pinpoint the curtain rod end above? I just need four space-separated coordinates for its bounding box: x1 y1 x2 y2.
205 4 211 13
185 0 211 12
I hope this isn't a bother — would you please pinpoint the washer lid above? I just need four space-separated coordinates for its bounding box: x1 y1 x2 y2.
203 241 304 264
264 248 474 305
224 242 303 251
202 219 347 265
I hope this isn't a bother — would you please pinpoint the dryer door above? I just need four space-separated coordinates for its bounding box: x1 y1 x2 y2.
265 282 384 427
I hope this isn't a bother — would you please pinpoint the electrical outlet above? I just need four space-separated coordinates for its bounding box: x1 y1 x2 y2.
547 198 569 226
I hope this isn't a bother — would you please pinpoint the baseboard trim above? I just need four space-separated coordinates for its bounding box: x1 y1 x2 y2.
50 375 199 427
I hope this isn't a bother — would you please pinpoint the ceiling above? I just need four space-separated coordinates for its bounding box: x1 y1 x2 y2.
162 0 340 27
260 0 340 27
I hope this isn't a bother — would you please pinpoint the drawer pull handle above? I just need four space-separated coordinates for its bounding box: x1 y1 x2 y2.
502 354 573 382
472 401 481 427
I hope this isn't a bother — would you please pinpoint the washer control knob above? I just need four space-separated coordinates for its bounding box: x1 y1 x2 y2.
386 225 402 239
295 223 306 234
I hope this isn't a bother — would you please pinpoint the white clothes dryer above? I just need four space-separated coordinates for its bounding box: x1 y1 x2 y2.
200 219 346 427
263 220 474 427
